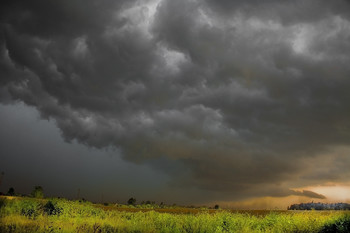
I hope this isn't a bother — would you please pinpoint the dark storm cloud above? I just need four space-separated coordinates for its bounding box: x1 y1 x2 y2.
1 0 350 202
295 190 326 200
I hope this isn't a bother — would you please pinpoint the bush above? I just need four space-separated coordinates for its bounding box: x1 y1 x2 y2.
20 200 40 218
31 186 44 199
127 198 136 206
6 188 15 196
43 200 62 216
320 215 350 233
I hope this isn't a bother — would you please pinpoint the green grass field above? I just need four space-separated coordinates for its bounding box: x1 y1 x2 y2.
1 196 350 233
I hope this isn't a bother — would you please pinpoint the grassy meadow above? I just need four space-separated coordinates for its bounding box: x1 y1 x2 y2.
1 196 350 233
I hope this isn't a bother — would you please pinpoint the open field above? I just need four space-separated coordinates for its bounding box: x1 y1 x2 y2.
97 204 288 216
1 196 350 233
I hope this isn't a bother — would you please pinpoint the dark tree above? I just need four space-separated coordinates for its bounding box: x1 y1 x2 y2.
7 187 15 196
31 186 44 198
127 197 136 205
214 204 220 209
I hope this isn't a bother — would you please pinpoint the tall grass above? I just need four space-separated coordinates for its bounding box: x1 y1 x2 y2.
0 197 349 233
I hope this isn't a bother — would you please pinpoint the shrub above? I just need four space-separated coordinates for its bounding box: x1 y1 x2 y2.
320 215 350 233
20 200 40 218
6 188 15 196
127 197 136 206
31 186 44 199
43 200 62 216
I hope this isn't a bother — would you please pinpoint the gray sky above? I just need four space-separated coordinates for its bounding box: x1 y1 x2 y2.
1 0 350 207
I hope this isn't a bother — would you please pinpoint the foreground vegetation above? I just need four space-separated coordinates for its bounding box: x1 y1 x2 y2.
1 196 350 233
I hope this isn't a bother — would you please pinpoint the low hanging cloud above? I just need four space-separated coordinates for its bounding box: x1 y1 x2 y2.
292 190 326 200
1 0 350 202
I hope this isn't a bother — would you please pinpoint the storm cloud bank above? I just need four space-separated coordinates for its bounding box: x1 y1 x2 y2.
1 0 350 202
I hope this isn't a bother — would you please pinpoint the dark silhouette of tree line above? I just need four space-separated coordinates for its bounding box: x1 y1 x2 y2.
1 185 221 209
288 202 350 210
0 186 44 198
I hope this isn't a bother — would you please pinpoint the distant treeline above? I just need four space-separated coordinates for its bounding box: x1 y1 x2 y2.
288 202 350 210
0 186 220 209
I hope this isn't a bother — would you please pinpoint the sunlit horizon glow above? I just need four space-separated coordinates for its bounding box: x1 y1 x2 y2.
304 185 350 203
209 184 350 210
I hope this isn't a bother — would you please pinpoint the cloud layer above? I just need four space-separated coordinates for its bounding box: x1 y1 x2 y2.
2 0 350 202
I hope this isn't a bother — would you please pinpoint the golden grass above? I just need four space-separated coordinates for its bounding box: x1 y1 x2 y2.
1 196 350 233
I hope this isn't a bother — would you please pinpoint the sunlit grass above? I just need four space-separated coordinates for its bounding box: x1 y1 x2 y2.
1 196 349 232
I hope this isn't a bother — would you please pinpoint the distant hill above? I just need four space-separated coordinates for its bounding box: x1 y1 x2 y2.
288 202 350 210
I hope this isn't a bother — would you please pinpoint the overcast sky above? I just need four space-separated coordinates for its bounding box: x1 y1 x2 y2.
1 0 350 208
